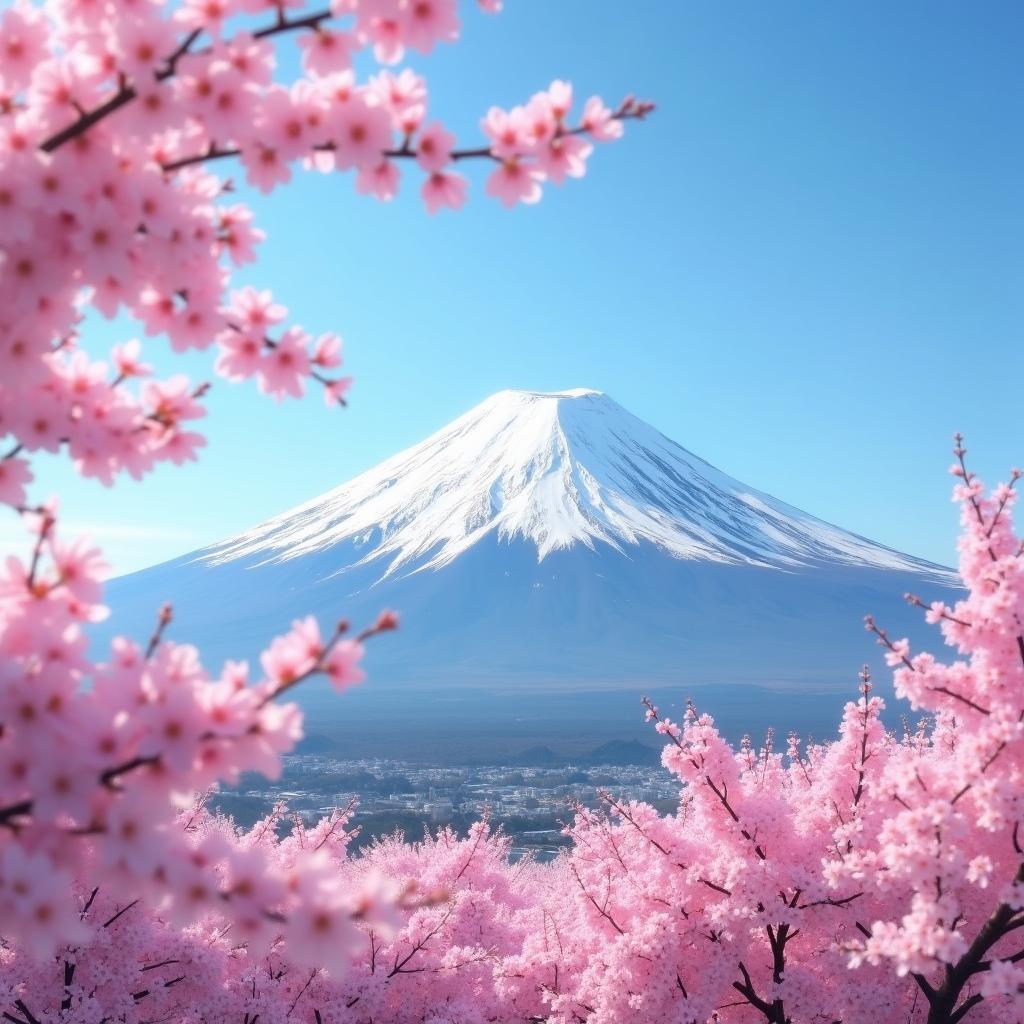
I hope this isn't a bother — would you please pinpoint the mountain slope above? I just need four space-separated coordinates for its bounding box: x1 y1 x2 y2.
103 389 959 744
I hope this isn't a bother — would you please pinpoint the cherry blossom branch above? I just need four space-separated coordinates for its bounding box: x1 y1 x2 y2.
159 100 654 175
453 815 490 882
905 593 973 628
39 3 346 156
223 322 349 406
39 28 203 153
642 697 770 860
0 612 393 829
569 863 624 936
25 510 56 590
387 904 456 977
699 877 733 897
702 776 768 861
851 667 873 810
103 899 141 928
257 609 397 709
312 800 358 851
954 439 1024 683
795 892 862 910
987 468 1023 540
286 968 320 1016
131 971 187 1005
865 616 992 715
953 434 989 535
144 602 174 659
597 791 669 856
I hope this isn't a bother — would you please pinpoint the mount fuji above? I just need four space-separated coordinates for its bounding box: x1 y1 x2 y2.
104 389 960 755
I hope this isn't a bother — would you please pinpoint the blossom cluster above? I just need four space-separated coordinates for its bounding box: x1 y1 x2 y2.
0 503 394 970
0 0 647 501
535 451 1024 1024
0 807 549 1024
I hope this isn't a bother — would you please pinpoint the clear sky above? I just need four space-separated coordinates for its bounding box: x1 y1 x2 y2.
10 1 1023 575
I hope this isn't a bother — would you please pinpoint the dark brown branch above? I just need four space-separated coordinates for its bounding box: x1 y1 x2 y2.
732 961 773 1018
387 904 455 976
698 877 733 897
40 29 202 153
569 865 624 935
918 862 1024 1023
796 891 862 910
61 959 75 1011
141 959 181 973
253 8 331 39
103 899 140 928
12 1004 38 1024
928 687 991 717
286 968 318 1016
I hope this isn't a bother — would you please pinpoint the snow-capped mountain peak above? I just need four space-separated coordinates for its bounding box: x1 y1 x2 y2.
201 388 948 581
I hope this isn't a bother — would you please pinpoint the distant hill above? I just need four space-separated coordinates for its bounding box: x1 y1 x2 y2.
506 739 662 768
296 734 339 755
583 740 662 767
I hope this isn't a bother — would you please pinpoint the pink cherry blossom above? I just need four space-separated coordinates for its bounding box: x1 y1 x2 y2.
215 330 264 381
111 339 152 380
582 95 625 141
260 615 322 684
399 0 459 55
241 142 293 193
225 286 288 332
538 133 593 184
415 121 455 172
323 637 365 691
547 79 573 121
257 327 312 400
330 93 393 170
0 3 47 91
486 159 543 207
369 68 427 131
356 157 400 199
421 169 467 214
297 26 355 76
482 104 527 159
311 332 344 368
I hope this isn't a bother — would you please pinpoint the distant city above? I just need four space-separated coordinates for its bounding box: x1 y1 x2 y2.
212 751 681 861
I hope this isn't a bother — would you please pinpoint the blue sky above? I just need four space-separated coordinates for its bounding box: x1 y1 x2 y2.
11 1 1023 574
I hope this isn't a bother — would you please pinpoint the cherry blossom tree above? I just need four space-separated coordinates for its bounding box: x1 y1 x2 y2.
523 444 1024 1024
0 0 650 977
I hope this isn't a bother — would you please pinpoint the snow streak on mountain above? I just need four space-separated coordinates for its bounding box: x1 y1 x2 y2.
202 388 947 582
